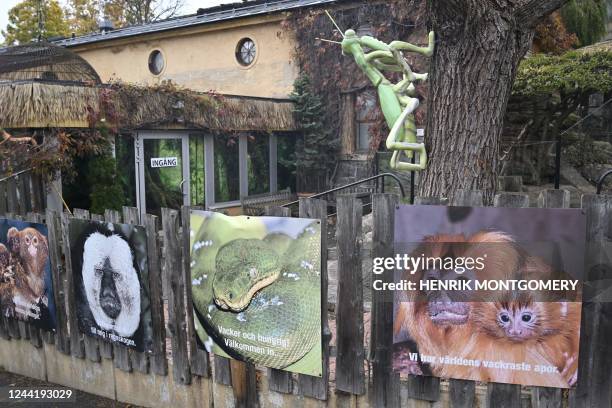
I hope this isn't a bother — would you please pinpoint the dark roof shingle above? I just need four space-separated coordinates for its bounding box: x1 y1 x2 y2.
55 0 340 47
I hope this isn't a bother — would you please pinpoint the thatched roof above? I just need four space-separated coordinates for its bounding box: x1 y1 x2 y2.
0 80 297 131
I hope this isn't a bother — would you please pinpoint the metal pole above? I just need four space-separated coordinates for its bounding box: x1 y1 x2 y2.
554 131 561 190
410 155 416 204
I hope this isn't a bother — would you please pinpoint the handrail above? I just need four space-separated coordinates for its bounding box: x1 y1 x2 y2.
282 172 406 207
0 167 32 183
596 169 612 194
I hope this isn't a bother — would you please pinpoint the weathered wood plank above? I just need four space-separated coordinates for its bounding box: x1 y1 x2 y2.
297 198 330 400
181 206 209 377
447 190 482 408
0 182 7 214
60 211 85 359
266 206 294 394
30 175 44 213
486 192 529 408
4 213 20 340
25 212 43 348
88 214 112 359
531 189 568 408
122 206 149 374
570 194 612 407
402 196 445 402
0 199 10 341
335 195 365 395
144 214 168 375
6 178 18 214
162 208 191 385
214 356 232 386
486 383 522 408
17 174 31 215
230 359 258 408
72 209 101 363
46 209 69 354
104 209 131 372
371 194 401 408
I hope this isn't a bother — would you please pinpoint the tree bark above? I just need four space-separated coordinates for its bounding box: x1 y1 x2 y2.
419 0 568 203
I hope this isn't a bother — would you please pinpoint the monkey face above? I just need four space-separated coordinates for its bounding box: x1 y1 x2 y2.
82 231 141 337
497 306 538 341
24 231 41 258
96 257 122 319
422 268 473 325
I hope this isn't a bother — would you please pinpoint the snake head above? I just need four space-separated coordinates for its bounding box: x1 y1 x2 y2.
213 239 282 312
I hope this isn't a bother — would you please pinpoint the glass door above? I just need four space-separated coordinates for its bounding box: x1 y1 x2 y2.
135 132 190 217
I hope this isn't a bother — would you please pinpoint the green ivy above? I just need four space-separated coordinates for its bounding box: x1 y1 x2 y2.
87 145 125 214
290 75 338 173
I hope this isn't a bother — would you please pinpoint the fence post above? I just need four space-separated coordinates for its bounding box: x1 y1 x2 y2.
7 178 18 214
297 197 330 400
265 206 294 394
371 193 401 408
104 209 131 372
449 189 483 408
144 213 168 376
335 195 365 395
46 209 70 354
570 194 612 407
60 211 85 359
25 212 43 348
486 192 529 408
123 206 150 374
530 190 570 407
161 207 191 385
88 213 114 360
401 196 444 402
180 206 210 378
0 182 7 214
72 209 101 363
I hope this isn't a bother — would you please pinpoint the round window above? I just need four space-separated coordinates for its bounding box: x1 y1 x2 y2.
236 38 256 66
148 50 165 75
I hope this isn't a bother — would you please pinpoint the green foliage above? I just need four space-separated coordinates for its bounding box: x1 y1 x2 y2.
564 134 611 167
87 145 125 213
290 75 337 173
513 51 612 96
2 0 69 45
560 0 608 47
64 0 100 35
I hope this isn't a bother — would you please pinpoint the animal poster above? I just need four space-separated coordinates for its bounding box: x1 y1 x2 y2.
69 219 153 352
391 205 585 388
0 219 55 331
190 210 322 377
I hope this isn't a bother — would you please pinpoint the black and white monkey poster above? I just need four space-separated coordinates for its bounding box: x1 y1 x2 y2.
69 219 153 352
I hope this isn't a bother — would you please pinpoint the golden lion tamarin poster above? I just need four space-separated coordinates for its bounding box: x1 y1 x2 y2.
0 218 55 331
391 205 585 388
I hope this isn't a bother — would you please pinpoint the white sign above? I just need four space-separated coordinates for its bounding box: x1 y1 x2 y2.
150 157 178 168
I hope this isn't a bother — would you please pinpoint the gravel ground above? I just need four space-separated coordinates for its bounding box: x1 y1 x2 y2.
0 369 141 407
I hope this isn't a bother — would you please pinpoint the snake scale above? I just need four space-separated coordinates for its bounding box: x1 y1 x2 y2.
190 212 321 371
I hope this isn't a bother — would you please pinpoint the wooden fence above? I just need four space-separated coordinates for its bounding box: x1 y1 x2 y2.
0 189 610 407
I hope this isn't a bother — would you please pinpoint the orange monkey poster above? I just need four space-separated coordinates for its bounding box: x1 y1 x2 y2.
390 205 585 388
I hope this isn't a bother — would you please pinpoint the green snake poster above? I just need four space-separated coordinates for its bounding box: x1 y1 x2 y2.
190 210 323 377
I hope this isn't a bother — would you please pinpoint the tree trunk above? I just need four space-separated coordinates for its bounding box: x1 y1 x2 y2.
419 0 568 203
